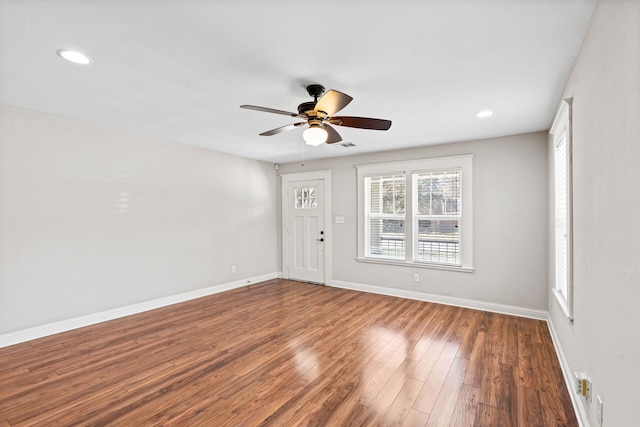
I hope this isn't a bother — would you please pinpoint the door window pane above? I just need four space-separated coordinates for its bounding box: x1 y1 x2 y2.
295 187 318 209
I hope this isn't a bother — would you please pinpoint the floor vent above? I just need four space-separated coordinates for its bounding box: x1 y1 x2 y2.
339 142 356 147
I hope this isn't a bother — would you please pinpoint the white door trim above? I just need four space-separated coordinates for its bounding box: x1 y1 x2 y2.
281 170 332 285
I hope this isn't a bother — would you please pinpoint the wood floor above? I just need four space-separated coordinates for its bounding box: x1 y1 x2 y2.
0 279 577 426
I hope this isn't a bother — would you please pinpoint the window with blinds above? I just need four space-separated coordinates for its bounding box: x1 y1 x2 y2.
554 134 568 300
551 98 573 320
413 170 462 265
357 155 473 271
364 174 406 259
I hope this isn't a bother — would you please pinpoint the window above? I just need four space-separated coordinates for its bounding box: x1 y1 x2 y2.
550 98 573 320
413 170 462 264
295 187 318 209
365 174 406 259
357 155 473 271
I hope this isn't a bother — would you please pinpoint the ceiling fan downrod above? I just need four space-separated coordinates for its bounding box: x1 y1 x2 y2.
306 84 325 102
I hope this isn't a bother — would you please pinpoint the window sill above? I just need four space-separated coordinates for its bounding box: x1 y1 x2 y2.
356 257 474 273
553 289 573 322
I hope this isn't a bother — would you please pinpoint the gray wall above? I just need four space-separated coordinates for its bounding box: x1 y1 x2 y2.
279 131 549 311
548 0 640 425
0 105 279 334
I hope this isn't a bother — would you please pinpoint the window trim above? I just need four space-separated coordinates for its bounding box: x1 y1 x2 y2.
356 155 474 272
550 98 574 321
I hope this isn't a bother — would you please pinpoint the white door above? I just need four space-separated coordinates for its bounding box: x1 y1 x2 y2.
286 179 325 283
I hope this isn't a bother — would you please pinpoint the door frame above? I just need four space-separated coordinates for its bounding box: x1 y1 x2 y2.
281 170 332 285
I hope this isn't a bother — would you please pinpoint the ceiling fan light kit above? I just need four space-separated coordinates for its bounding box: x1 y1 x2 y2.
240 84 391 146
303 123 328 146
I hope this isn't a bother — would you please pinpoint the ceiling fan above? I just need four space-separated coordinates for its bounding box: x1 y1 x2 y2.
240 84 392 146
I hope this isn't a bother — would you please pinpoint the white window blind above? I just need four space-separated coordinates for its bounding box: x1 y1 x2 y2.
555 134 568 300
412 170 462 265
550 97 573 320
364 174 406 259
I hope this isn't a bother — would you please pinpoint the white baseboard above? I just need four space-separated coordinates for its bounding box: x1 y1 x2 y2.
546 315 590 427
329 279 548 320
0 272 279 348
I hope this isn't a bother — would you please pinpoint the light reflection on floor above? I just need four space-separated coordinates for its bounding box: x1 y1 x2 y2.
285 319 448 424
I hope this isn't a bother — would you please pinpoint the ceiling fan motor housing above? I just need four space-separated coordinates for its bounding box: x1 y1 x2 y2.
297 101 317 116
298 84 326 116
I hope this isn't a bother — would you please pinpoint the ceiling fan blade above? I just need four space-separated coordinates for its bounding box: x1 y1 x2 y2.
329 116 392 131
240 105 300 117
314 90 353 116
323 124 343 144
259 122 306 136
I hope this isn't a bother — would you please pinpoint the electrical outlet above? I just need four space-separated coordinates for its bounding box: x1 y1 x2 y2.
413 273 420 283
231 265 236 274
596 395 603 425
574 372 592 400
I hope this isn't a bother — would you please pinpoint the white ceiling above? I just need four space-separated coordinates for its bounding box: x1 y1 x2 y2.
0 0 597 164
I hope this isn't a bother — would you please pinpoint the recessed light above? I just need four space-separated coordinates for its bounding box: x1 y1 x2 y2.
476 110 493 118
57 49 92 65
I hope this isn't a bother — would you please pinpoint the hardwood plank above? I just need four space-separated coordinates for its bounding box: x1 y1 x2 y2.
408 337 447 382
517 354 540 390
531 332 569 426
0 279 577 426
518 386 544 427
485 312 507 355
454 309 484 359
539 389 569 427
500 315 520 366
401 409 430 427
380 377 426 427
463 329 487 387
478 353 501 407
496 363 516 426
424 356 467 427
449 383 480 427
473 402 498 426
517 320 541 390
359 360 413 426
412 342 459 414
